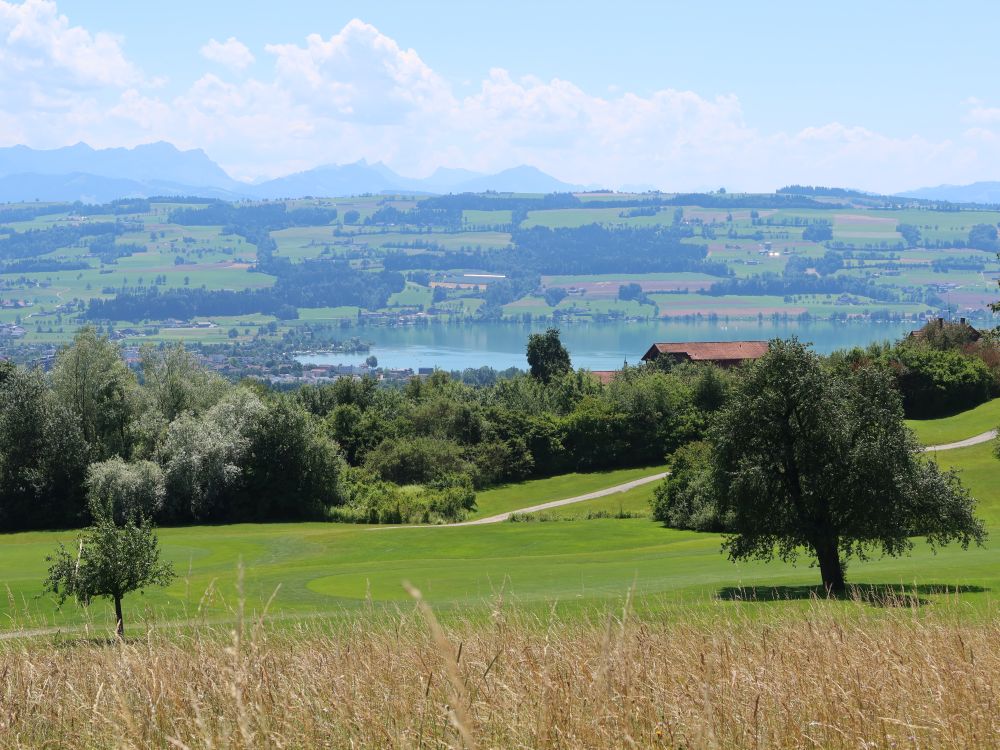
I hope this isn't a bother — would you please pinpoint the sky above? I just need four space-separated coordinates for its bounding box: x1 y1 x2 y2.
2 0 1000 192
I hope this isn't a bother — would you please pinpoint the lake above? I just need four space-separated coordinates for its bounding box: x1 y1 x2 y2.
297 319 919 372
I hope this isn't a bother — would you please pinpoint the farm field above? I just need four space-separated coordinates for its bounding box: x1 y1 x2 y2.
1 409 996 636
3 192 999 354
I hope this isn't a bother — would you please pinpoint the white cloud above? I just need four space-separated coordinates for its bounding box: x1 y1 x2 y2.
263 19 452 123
200 37 255 72
2 8 1000 193
0 0 139 93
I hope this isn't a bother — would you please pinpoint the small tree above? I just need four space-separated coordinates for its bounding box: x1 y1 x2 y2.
708 339 985 593
44 460 173 638
526 328 571 384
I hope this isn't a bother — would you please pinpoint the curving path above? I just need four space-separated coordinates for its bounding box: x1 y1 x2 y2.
923 430 997 453
451 472 669 526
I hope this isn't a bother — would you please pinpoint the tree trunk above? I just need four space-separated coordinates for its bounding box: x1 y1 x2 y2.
114 595 124 639
814 537 846 595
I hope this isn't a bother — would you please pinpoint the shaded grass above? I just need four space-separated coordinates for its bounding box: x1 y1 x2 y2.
907 398 1000 445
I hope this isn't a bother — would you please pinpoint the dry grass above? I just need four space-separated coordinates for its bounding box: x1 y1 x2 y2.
0 593 996 749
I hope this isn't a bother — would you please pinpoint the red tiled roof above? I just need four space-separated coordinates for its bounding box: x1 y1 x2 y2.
642 341 769 362
589 370 619 385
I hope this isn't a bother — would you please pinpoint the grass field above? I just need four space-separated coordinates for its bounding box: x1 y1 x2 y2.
1 432 996 636
906 398 1000 445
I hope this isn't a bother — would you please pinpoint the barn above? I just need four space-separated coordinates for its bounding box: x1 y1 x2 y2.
640 341 769 368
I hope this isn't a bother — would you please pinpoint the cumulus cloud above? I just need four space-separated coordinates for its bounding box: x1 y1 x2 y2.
1 6 999 193
200 37 255 72
0 0 139 93
264 19 452 123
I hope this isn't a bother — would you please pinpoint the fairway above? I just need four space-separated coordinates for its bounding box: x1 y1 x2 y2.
2 436 996 636
907 398 1000 445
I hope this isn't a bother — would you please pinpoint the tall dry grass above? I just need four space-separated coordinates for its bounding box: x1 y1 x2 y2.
0 592 996 749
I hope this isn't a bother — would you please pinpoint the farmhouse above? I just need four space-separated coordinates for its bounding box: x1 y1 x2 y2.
641 340 769 368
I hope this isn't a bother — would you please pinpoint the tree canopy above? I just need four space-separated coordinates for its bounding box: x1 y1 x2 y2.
706 339 986 592
526 328 572 384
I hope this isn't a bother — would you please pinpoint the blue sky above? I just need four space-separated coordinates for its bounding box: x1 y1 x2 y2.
4 0 1000 191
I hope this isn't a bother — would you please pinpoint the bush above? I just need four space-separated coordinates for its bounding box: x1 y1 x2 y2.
889 344 995 418
651 442 725 531
364 435 471 485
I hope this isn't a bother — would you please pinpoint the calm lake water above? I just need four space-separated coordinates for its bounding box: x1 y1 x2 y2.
297 319 918 372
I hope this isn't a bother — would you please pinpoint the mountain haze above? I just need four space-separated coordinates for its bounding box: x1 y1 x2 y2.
0 143 585 202
897 181 1000 204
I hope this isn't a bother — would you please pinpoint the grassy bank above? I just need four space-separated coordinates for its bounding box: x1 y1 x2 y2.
906 398 1000 445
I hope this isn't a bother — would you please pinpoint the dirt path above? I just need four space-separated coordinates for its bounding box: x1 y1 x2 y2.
923 430 998 452
453 472 669 526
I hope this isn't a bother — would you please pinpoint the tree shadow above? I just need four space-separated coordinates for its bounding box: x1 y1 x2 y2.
717 583 989 608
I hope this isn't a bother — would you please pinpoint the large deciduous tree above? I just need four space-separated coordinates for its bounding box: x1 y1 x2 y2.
709 338 985 593
526 328 571 384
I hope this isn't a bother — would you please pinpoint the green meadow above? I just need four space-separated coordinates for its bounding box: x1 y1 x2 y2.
1 407 996 635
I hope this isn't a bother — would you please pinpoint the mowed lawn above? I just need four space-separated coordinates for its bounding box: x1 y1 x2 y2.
1 419 997 635
907 398 1000 445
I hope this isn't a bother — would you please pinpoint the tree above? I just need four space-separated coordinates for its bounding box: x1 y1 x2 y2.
707 339 985 593
51 327 138 461
0 365 88 530
967 224 999 251
526 328 571 384
44 460 174 638
140 343 228 422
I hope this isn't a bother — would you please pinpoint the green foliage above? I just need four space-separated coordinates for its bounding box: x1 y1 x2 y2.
365 435 471 485
332 469 475 524
242 397 346 520
652 442 723 531
707 339 986 592
85 457 165 525
44 514 174 637
51 327 138 461
889 343 994 417
0 366 88 530
527 328 572 383
45 465 174 636
140 343 228 422
968 223 999 251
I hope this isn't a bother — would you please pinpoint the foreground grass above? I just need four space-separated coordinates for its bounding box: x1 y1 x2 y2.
2 600 996 749
906 397 1000 445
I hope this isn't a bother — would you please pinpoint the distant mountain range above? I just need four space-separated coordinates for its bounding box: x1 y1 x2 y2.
896 181 1000 205
0 142 586 203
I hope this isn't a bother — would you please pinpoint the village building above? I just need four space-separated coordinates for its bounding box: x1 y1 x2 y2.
640 340 769 368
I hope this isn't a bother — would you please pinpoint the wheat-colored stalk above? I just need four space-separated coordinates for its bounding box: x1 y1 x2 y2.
0 593 995 749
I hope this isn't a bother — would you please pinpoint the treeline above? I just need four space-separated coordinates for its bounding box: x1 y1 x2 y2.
385 225 727 278
0 198 151 224
0 222 117 260
706 272 899 302
0 328 729 531
86 262 405 321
